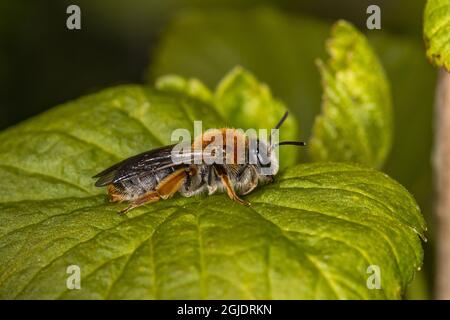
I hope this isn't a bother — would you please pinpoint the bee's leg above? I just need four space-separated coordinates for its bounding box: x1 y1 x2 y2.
155 168 189 200
207 165 218 195
236 165 258 195
108 184 126 203
120 191 160 214
214 165 250 206
120 168 191 214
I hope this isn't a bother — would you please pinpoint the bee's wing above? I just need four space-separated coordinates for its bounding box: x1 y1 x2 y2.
93 144 179 187
92 144 231 187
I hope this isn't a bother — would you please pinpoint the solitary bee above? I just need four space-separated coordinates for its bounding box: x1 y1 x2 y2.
93 112 305 213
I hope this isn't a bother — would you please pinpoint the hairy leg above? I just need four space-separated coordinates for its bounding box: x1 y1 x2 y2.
214 165 249 206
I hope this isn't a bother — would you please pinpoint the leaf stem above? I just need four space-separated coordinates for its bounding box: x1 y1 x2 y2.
433 68 450 299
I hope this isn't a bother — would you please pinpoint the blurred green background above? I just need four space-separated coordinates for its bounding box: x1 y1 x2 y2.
0 0 436 299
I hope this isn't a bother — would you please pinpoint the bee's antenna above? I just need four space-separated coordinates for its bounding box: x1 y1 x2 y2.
277 141 307 146
275 111 289 130
270 111 290 146
269 140 306 153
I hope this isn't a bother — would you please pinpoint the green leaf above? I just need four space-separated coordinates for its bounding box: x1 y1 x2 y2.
0 85 223 202
309 21 393 168
155 74 214 105
0 84 424 299
424 0 450 71
214 67 299 166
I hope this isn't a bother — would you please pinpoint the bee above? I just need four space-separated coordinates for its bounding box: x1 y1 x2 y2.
93 111 305 214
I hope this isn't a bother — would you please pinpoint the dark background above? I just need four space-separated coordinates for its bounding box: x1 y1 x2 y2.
0 0 425 131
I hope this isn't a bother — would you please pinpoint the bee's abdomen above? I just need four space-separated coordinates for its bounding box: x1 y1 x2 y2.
110 168 176 200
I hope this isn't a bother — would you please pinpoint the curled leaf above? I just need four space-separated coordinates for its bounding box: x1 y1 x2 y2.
309 21 393 168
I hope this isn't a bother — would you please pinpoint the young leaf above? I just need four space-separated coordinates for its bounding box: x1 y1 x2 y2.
424 0 450 71
155 74 214 105
309 21 393 168
0 85 424 299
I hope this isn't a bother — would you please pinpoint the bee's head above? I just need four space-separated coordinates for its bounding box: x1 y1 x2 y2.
253 111 306 178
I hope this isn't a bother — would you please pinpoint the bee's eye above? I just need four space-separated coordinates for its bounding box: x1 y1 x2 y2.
257 153 271 168
253 140 270 168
